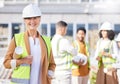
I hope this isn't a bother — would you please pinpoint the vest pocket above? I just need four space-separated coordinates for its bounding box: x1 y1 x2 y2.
11 65 30 84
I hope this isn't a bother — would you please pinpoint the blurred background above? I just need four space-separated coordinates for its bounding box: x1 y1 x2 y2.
0 0 120 83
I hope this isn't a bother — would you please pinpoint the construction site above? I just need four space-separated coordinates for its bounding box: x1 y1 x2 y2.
0 0 120 83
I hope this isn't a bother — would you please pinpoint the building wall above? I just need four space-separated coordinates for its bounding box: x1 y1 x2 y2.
0 13 120 53
0 0 120 55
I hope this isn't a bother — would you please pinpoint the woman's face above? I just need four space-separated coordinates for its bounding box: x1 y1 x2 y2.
24 16 41 30
101 30 108 38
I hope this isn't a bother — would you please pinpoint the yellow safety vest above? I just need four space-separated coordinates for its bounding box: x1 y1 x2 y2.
54 38 73 70
98 40 116 68
11 32 51 84
72 40 90 69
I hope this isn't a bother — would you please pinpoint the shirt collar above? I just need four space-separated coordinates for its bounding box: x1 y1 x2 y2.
55 34 63 38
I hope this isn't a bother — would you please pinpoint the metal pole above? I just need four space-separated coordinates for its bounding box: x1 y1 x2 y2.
0 0 4 8
34 0 40 6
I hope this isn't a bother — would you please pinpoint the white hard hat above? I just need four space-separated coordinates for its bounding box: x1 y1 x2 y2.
115 33 120 41
22 4 42 18
72 53 87 65
99 22 113 31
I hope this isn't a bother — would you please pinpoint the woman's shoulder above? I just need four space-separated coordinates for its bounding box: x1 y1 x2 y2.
111 40 117 45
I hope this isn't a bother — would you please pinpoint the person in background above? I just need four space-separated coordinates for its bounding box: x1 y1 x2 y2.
95 22 118 84
3 4 56 84
110 33 120 84
51 21 77 84
72 27 90 84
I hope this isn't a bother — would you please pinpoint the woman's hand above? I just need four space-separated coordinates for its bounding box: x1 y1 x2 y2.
17 55 33 65
101 51 112 58
22 56 33 64
108 68 117 72
96 56 101 61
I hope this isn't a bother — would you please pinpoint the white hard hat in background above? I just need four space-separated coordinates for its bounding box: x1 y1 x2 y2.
72 53 87 65
99 21 113 31
115 33 120 41
22 4 42 18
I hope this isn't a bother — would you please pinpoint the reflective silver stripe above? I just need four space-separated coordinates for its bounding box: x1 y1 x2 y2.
56 61 72 66
11 78 29 84
103 62 113 65
54 54 66 58
20 64 30 66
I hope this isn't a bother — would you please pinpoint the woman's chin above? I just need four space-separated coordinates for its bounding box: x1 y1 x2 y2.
27 27 37 31
30 28 35 30
29 28 36 31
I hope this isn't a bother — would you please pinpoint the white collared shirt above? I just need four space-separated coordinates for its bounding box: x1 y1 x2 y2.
51 34 77 72
51 34 77 57
95 38 118 59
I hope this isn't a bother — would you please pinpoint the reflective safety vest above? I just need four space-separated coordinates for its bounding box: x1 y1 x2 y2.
72 40 90 69
54 38 73 70
98 40 116 68
11 32 51 84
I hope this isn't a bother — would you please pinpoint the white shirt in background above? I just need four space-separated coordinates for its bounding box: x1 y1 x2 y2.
94 38 118 67
95 38 118 59
51 34 77 57
51 34 77 73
